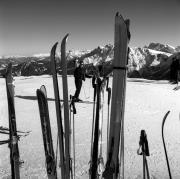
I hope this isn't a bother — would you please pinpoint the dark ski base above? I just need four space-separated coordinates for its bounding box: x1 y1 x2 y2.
36 85 57 179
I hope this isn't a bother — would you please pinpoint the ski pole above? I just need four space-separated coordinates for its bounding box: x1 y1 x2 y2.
70 95 77 179
106 77 111 159
72 103 76 179
145 158 150 179
69 96 73 179
137 130 150 179
90 76 97 161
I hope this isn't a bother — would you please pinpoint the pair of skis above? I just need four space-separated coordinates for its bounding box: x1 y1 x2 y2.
3 63 30 178
4 63 20 179
51 34 72 179
102 13 130 179
37 34 72 178
89 75 107 179
89 13 130 179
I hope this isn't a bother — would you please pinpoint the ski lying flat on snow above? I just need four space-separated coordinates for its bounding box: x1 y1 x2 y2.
103 13 130 179
5 63 20 179
61 34 71 179
50 42 66 179
36 85 57 179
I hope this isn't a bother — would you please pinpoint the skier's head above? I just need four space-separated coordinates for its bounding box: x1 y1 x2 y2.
74 58 80 67
75 59 84 67
76 61 83 68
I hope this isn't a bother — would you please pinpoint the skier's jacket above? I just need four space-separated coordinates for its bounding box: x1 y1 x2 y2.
74 66 91 81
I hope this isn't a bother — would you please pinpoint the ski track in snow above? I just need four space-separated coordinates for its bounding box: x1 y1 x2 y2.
1 75 180 178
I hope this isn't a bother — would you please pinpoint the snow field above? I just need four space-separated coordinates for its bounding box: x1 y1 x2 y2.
0 76 180 178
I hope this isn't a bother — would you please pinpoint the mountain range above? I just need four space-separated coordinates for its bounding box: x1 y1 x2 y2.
0 42 180 80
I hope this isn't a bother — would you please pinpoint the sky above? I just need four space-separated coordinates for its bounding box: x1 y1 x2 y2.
0 0 180 56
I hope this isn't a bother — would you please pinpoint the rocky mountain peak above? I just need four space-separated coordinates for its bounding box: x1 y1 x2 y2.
146 42 176 54
0 43 180 80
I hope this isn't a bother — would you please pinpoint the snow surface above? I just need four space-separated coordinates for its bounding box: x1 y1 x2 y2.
1 76 180 179
32 53 50 58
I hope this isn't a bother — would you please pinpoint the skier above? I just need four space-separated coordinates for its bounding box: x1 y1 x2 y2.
73 59 91 102
170 56 180 84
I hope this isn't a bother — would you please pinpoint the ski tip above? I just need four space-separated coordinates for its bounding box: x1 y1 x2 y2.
36 88 46 99
50 42 58 57
162 111 170 127
61 34 69 47
165 110 170 117
36 89 40 96
40 85 46 89
65 33 69 38
40 85 47 97
115 12 124 19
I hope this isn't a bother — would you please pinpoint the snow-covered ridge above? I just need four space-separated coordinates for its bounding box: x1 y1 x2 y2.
32 53 50 57
0 43 179 59
0 55 27 58
146 42 178 54
0 42 180 79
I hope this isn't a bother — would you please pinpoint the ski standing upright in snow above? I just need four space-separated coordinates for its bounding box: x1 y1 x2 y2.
50 43 66 179
89 77 102 179
36 85 57 179
89 65 108 179
5 63 20 179
103 13 130 179
106 77 111 158
60 34 72 179
162 111 172 179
